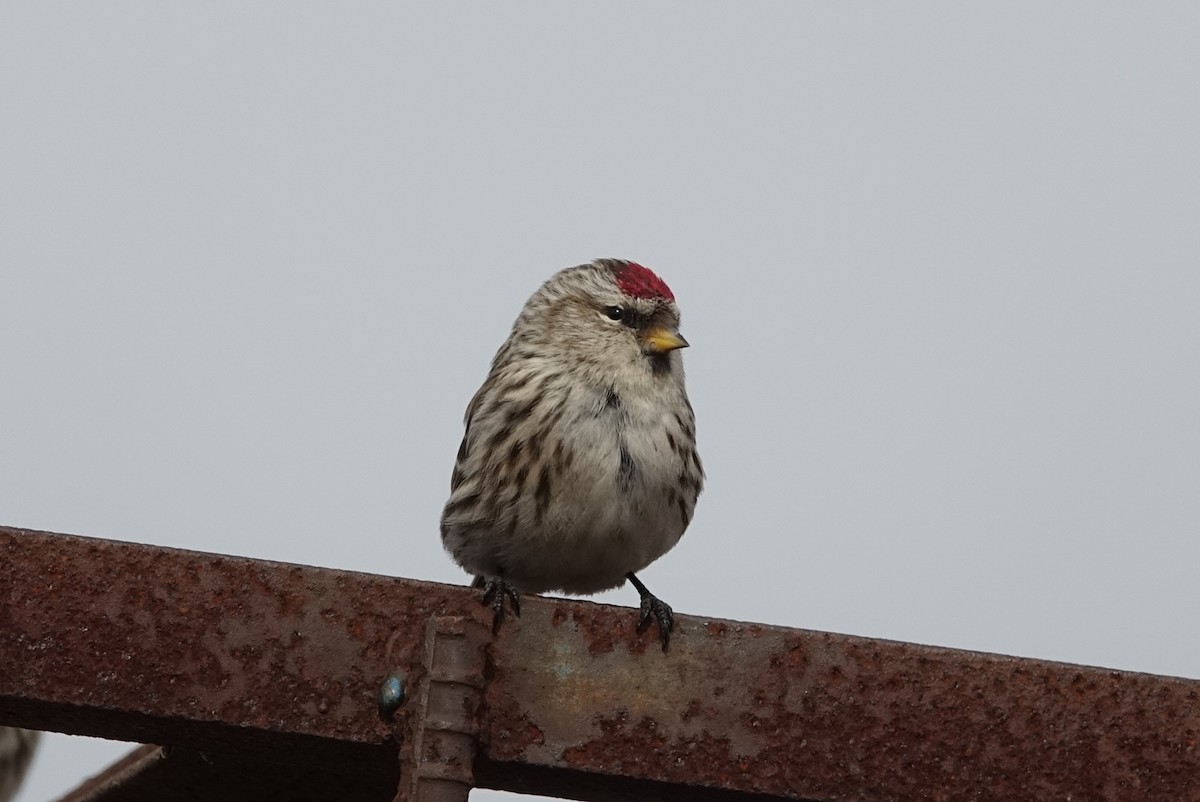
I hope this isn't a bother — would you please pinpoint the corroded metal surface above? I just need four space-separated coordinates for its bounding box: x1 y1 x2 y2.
481 608 1200 800
4 526 1200 801
0 526 479 772
397 617 488 802
484 605 1200 800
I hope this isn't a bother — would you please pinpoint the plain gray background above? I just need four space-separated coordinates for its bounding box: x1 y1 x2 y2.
3 4 1198 800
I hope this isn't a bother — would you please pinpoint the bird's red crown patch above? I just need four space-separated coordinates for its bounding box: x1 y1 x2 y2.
613 262 675 302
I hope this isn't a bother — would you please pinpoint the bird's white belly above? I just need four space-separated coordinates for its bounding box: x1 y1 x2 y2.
505 411 685 594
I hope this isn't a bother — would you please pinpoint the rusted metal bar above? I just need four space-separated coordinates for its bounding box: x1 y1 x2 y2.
53 744 164 802
4 525 1200 801
394 616 488 802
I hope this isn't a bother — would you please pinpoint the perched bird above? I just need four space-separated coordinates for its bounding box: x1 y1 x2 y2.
0 728 38 802
440 259 703 649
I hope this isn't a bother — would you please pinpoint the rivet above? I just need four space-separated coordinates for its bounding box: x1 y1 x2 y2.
378 671 406 717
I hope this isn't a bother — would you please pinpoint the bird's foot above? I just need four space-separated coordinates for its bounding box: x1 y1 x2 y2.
476 575 521 633
626 572 674 651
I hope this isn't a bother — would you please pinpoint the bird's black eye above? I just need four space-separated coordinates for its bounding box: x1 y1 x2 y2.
603 306 624 321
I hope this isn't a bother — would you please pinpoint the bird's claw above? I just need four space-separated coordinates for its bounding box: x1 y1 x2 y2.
625 572 675 651
637 593 674 652
479 576 521 633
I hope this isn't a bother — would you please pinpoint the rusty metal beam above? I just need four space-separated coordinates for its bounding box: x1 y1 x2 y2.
53 745 163 802
3 525 1199 801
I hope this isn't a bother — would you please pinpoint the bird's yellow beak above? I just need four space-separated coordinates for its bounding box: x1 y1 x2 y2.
642 328 690 354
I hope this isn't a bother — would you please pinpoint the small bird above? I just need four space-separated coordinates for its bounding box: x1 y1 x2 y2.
440 259 703 649
0 727 38 802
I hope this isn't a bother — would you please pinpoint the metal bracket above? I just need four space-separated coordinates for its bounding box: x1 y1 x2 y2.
395 616 488 802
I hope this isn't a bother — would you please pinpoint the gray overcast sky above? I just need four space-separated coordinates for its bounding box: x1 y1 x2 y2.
3 4 1198 800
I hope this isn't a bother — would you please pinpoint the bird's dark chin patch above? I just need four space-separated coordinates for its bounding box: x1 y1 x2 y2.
647 353 673 376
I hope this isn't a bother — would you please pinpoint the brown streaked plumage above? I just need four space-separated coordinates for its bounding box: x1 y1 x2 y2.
440 259 703 649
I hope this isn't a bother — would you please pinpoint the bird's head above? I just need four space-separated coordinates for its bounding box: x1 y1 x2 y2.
509 259 690 385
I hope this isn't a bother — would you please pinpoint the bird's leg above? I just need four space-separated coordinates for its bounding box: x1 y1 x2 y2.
473 574 521 633
626 572 674 651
